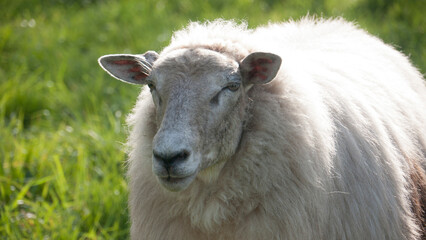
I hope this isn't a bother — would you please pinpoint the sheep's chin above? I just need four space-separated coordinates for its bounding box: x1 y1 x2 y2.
156 173 197 192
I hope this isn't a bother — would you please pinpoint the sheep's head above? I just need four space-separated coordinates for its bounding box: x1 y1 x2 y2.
98 48 281 192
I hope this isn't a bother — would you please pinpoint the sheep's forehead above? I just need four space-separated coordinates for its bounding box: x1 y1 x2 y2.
152 48 239 87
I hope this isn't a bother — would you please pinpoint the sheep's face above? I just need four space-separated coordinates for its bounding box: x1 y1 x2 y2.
98 48 281 192
148 49 246 191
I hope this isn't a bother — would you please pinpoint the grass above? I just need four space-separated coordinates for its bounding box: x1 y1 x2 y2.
0 0 424 239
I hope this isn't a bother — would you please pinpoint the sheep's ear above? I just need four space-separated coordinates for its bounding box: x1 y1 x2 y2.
98 51 159 85
240 52 281 85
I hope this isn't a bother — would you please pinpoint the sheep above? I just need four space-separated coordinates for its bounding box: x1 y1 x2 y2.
98 18 426 240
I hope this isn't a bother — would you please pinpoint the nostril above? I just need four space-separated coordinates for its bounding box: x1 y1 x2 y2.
166 150 190 164
153 149 190 166
176 150 189 161
153 150 163 161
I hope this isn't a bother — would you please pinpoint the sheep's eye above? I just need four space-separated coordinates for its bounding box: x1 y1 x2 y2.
225 82 240 92
147 83 155 91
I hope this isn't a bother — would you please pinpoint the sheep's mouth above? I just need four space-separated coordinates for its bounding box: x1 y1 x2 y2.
157 173 197 192
164 175 188 183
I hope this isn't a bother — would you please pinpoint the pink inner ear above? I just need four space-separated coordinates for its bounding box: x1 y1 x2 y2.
133 72 148 80
249 58 272 80
129 66 142 72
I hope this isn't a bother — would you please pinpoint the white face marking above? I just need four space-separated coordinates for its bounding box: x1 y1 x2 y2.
148 48 246 191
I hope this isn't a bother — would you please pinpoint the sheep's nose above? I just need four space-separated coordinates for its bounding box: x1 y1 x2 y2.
153 149 190 169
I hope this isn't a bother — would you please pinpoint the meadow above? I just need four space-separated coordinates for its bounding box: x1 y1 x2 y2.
0 0 424 239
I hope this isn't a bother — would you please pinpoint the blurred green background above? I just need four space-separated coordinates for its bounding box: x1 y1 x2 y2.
0 0 424 239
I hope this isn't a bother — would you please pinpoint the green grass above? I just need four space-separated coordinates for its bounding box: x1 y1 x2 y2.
1 0 424 239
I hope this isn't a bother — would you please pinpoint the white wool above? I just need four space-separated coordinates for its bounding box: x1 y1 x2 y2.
126 18 426 239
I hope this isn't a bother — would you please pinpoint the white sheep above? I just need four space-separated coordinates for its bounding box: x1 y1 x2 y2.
98 18 426 240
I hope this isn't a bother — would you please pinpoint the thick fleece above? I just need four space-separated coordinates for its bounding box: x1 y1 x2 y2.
124 18 426 239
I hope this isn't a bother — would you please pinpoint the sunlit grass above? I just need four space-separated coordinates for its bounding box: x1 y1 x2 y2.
0 0 423 239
